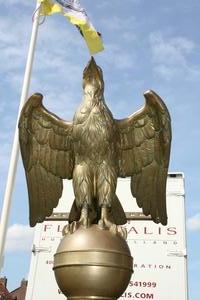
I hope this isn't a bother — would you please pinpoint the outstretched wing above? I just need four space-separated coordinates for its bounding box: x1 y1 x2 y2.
116 90 171 225
19 93 74 226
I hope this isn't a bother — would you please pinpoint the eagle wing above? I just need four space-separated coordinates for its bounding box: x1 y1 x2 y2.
18 93 74 226
116 90 171 225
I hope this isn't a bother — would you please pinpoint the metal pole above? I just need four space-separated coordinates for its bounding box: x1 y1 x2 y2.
0 1 41 270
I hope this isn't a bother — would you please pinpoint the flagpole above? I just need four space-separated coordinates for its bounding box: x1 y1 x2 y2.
0 1 41 270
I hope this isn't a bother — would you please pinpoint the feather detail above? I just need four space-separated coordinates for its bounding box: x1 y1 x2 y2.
116 90 171 225
18 93 74 226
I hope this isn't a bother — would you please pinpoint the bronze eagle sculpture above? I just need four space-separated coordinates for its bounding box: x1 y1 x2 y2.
19 57 171 238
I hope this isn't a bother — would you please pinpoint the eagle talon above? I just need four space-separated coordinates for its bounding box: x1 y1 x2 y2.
109 224 127 239
109 224 117 235
97 217 127 240
62 216 90 236
62 223 70 236
117 226 127 240
98 219 106 230
71 221 79 233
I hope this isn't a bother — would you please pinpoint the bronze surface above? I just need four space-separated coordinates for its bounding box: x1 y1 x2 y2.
18 57 171 234
53 225 133 299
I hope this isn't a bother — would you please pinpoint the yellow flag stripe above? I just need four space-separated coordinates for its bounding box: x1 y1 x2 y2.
64 14 104 55
38 0 104 55
39 0 62 15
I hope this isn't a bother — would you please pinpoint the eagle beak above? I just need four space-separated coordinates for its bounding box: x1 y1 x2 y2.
85 56 98 72
83 57 104 91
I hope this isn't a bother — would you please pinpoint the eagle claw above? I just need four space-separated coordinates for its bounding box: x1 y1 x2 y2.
98 219 127 240
62 218 90 236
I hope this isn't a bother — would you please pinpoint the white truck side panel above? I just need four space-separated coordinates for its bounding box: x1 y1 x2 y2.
25 173 188 300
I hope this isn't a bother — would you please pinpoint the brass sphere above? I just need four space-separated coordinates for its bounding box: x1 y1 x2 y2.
53 225 133 300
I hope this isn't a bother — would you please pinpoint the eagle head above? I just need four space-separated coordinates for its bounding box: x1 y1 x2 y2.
83 57 104 94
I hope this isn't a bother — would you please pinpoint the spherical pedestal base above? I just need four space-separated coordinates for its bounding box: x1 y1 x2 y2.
53 225 133 300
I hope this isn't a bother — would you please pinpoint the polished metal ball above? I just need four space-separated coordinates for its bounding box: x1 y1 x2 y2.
53 225 133 300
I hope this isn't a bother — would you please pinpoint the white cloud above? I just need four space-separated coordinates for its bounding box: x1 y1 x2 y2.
0 10 89 203
0 15 31 91
101 15 136 32
101 43 136 71
150 32 195 65
5 224 34 252
0 0 32 6
0 10 84 86
187 213 200 231
149 31 200 81
96 0 140 10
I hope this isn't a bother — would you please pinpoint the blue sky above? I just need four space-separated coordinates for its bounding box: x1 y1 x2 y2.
0 0 200 298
